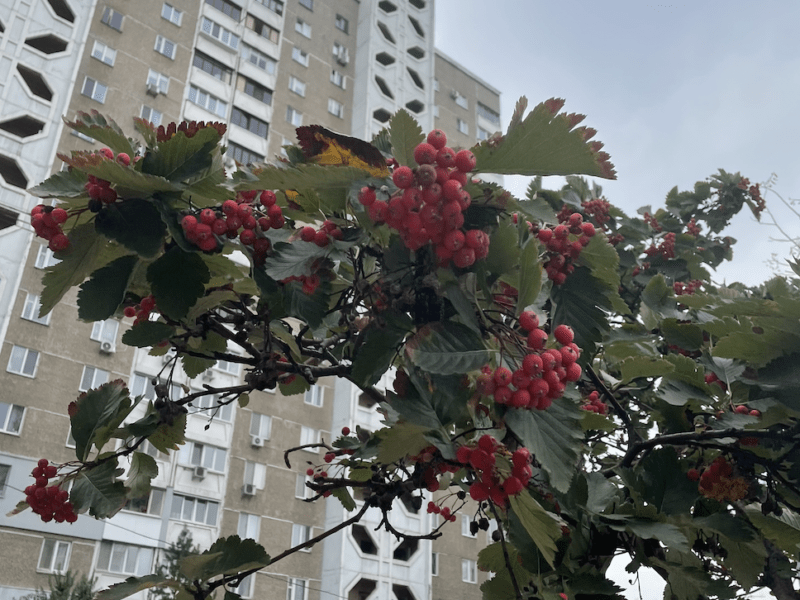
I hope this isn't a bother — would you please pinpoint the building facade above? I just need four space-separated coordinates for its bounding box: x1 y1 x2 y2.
0 2 502 600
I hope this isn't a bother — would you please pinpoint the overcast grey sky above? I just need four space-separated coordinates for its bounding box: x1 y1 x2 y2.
435 1 800 286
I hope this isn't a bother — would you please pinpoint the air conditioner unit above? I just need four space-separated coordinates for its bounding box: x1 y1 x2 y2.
251 435 264 448
146 82 159 96
192 466 207 480
99 341 115 354
242 483 257 496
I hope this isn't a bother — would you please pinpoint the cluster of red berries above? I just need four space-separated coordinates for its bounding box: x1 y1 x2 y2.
690 456 749 502
477 316 582 411
455 435 532 506
581 198 611 228
180 191 280 259
84 148 130 206
282 274 321 295
738 177 766 217
686 218 701 237
644 232 676 260
536 214 596 285
703 372 727 391
155 120 227 143
406 445 461 493
642 211 662 232
25 459 77 523
673 280 703 296
359 129 490 269
581 390 608 414
31 204 70 252
298 220 343 247
731 404 760 417
426 502 458 522
123 294 157 325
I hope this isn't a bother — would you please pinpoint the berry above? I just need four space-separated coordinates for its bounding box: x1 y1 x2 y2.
454 150 476 173
392 166 415 189
413 142 437 165
300 226 317 242
358 187 377 207
519 311 539 332
734 405 749 415
426 129 447 150
342 426 351 436
554 324 574 345
436 147 456 169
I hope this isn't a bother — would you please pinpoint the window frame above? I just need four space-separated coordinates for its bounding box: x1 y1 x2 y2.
295 473 313 499
205 0 242 21
140 105 163 127
0 464 10 498
461 558 478 584
154 35 177 59
90 319 119 345
186 441 227 472
227 143 264 166
461 514 477 538
299 426 318 451
201 17 240 50
7 346 39 379
38 539 71 574
286 106 303 127
335 14 349 34
81 77 108 104
288 76 306 97
22 292 50 325
327 98 344 119
295 18 311 38
122 488 164 516
91 40 116 66
250 412 272 440
291 524 312 551
231 108 269 139
238 512 261 539
303 385 322 407
193 50 233 83
101 7 123 31
161 3 183 25
245 14 280 44
97 541 153 576
431 551 439 576
298 0 313 9
291 47 309 67
241 44 276 74
240 77 273 106
189 392 233 422
456 118 469 135
147 69 170 95
254 0 283 15
330 70 345 89
477 102 501 125
35 244 58 269
79 365 110 392
188 85 229 119
287 578 307 600
170 493 219 526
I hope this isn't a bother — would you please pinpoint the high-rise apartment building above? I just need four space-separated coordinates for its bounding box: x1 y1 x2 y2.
0 2 501 600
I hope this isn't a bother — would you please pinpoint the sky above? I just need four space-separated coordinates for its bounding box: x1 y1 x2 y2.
433 3 796 597
434 0 800 287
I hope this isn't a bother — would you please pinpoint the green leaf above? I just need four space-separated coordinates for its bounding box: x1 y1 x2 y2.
516 239 542 315
126 452 158 498
512 197 558 225
577 234 629 315
618 356 675 385
59 153 182 195
40 223 128 316
718 537 767 590
28 167 89 199
64 111 135 156
331 488 356 512
508 493 561 567
550 267 611 355
472 97 615 179
376 423 432 464
621 519 689 552
181 355 216 379
185 289 241 323
147 412 187 453
71 380 134 461
95 575 181 600
635 447 698 515
484 218 521 277
122 321 175 347
505 402 583 493
585 471 618 514
95 199 167 258
745 506 800 555
443 278 481 334
70 458 127 518
264 241 331 281
351 316 410 387
147 247 210 321
141 126 222 182
580 410 617 432
247 164 375 197
404 322 490 375
179 536 270 582
77 255 138 321
283 280 328 329
661 318 704 351
389 109 425 167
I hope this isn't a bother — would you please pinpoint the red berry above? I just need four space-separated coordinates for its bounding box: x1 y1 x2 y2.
469 482 490 502
581 222 596 237
51 208 68 224
749 409 761 417
436 147 456 169
49 233 70 252
554 324 574 345
426 129 447 150
359 187 376 207
453 247 476 269
342 426 351 436
493 367 512 386
300 226 317 242
519 311 539 332
454 150 476 173
100 147 114 160
687 468 700 481
222 199 238 214
392 166 415 189
734 405 749 414
123 306 136 318
527 329 548 350
260 190 277 206
413 142 437 165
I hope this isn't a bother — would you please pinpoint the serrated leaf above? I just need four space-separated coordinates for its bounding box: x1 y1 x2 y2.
505 402 583 493
551 267 611 355
64 111 135 156
389 109 425 168
508 493 561 567
484 218 521 277
71 380 134 461
718 537 766 590
147 412 187 453
283 280 328 329
185 289 240 323
512 197 558 225
182 355 216 379
472 97 615 179
351 316 410 387
95 199 167 258
70 458 127 518
443 278 481 334
141 126 221 182
635 447 698 515
40 223 128 316
122 321 175 347
376 423 431 464
577 234 629 315
28 167 89 199
404 322 490 375
745 506 800 555
147 247 210 321
95 575 181 600
618 356 675 385
246 163 376 196
580 410 617 432
264 241 330 281
516 239 542 315
331 488 356 512
661 318 704 351
77 255 137 321
179 536 270 582
59 152 182 195
126 452 158 498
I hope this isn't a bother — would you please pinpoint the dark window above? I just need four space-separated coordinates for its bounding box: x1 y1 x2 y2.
227 142 263 165
299 0 313 10
406 67 424 90
477 102 501 125
408 15 424 37
17 65 52 101
0 116 46 138
231 108 269 139
205 0 242 21
239 76 272 105
46 0 75 22
193 50 232 82
374 75 393 99
101 7 123 31
255 0 283 15
245 14 279 43
335 15 349 34
25 35 68 54
376 21 395 44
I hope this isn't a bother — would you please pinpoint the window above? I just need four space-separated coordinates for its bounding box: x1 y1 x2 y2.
193 51 232 82
477 127 490 141
214 358 241 375
79 366 109 392
295 473 313 499
205 0 242 21
227 143 263 166
101 7 123 31
91 319 119 345
81 77 107 103
461 559 477 584
244 460 266 489
454 93 468 110
123 488 164 515
291 47 309 67
38 540 70 573
295 19 311 38
189 393 232 422
433 79 439 92
231 108 269 139
431 552 438 576
250 413 271 440
234 575 254 599
291 524 312 551
171 494 219 525
335 15 349 34
97 541 153 576
299 426 317 450
299 0 312 9
327 98 344 119
246 15 279 44
22 293 50 325
188 86 228 118
141 106 163 127
286 106 303 127
239 77 272 105
0 402 24 434
288 76 306 97
154 35 176 59
147 70 170 95
91 40 116 66
66 427 75 448
287 578 307 600
433 105 439 118
461 514 476 537
0 464 10 498
201 17 240 50
35 244 58 269
330 70 345 89
130 373 182 402
184 441 227 472
241 44 276 74
255 0 283 15
304 386 322 407
161 3 183 25
457 118 469 135
238 513 260 540
477 102 501 126
7 346 38 378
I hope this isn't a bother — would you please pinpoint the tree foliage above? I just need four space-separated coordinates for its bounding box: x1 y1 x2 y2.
14 103 800 600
